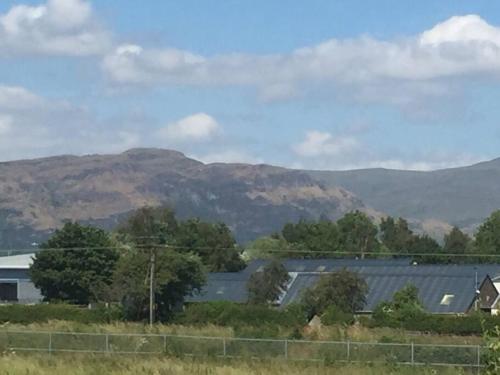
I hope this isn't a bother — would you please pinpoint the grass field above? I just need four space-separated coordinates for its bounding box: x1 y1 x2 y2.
0 354 470 375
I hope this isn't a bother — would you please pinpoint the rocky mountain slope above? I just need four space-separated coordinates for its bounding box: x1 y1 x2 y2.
0 149 367 248
308 158 500 235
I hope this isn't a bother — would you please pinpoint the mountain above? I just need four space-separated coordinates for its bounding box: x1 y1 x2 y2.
0 148 368 248
308 158 500 235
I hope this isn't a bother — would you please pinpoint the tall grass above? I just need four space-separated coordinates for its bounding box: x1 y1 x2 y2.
0 354 468 375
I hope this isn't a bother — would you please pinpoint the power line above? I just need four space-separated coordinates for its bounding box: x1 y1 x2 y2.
1 245 500 259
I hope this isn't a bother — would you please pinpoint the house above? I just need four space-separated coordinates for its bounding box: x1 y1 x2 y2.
0 253 42 304
188 259 500 315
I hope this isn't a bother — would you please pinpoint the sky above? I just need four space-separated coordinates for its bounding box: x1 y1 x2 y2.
1 1 500 170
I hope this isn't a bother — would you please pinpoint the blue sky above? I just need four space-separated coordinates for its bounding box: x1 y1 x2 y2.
1 0 500 170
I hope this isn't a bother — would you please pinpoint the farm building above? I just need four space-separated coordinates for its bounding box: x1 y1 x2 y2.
0 253 42 304
188 259 500 315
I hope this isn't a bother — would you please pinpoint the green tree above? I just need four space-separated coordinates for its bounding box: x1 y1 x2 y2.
380 217 415 254
175 219 245 272
443 227 471 263
247 260 290 304
337 211 379 258
29 222 119 304
302 269 368 317
474 210 500 262
115 207 205 321
243 236 289 260
410 235 443 263
373 284 425 325
282 219 340 258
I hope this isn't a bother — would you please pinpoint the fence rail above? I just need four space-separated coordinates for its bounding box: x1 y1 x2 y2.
0 330 487 370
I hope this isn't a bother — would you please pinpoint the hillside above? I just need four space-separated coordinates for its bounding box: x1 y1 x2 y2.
308 158 500 234
0 149 367 248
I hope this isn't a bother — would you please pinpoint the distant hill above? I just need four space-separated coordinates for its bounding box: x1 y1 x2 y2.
0 149 368 248
308 158 500 235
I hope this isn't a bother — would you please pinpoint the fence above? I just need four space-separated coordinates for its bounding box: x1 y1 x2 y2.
0 330 487 370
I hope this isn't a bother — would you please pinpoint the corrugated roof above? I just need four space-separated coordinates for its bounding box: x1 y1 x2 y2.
189 259 500 314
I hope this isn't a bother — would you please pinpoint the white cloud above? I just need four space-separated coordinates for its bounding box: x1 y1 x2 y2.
293 131 359 157
0 115 13 135
102 15 500 106
0 0 110 56
157 113 221 143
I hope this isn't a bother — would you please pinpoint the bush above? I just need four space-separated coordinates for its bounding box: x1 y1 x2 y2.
370 311 500 335
321 305 354 325
175 302 307 329
0 303 123 324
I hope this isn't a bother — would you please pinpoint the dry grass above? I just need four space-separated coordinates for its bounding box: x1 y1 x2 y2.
0 353 467 375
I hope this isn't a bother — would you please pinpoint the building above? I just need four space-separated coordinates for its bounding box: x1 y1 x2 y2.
0 253 42 304
188 259 500 315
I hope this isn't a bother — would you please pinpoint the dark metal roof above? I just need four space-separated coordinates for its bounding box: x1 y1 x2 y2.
188 260 500 314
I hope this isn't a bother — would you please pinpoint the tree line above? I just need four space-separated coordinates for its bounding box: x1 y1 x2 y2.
245 210 500 263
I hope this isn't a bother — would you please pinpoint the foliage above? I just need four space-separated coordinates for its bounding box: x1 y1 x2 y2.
0 303 122 324
443 227 471 263
321 305 355 325
175 218 245 272
337 211 379 258
379 217 414 254
247 260 290 305
29 222 119 304
372 284 425 326
474 210 500 261
175 301 307 329
409 235 443 263
243 236 289 260
114 207 206 322
282 219 340 257
483 325 500 374
302 269 368 317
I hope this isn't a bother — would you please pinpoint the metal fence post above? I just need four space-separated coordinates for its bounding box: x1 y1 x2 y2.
284 339 288 360
105 333 109 353
476 345 481 375
48 332 52 355
411 342 414 365
223 338 227 357
163 335 167 353
346 340 350 362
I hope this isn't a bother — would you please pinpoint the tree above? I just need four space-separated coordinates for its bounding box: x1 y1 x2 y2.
243 236 290 260
474 210 500 261
115 207 205 321
443 227 471 263
175 219 244 272
302 269 368 317
337 211 379 258
373 284 425 324
410 235 442 263
29 222 119 304
113 248 204 321
380 217 414 254
247 260 290 304
281 219 340 258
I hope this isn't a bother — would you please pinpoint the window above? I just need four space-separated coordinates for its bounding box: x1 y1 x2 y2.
0 282 18 301
440 294 454 306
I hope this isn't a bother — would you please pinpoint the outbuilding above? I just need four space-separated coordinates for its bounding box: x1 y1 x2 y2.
0 253 42 304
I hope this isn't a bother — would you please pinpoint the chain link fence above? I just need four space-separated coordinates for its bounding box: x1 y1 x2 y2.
0 330 487 370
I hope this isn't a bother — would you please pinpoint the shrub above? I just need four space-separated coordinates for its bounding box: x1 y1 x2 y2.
321 305 354 326
0 303 123 324
175 301 307 329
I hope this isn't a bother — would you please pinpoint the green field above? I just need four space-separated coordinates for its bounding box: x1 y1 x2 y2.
0 354 470 375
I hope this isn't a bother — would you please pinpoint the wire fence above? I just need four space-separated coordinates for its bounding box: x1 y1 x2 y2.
0 330 489 370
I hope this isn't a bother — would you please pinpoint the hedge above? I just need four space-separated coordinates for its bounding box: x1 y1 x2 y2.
369 312 500 335
0 304 123 324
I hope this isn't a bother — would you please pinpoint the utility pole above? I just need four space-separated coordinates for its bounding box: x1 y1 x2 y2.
149 248 156 327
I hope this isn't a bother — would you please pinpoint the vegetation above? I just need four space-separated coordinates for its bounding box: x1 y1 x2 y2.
0 355 467 375
29 222 119 304
302 269 368 318
247 260 290 305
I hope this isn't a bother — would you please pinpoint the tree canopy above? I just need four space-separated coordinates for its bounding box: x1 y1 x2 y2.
337 211 379 258
247 260 290 305
29 222 119 304
302 269 368 317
